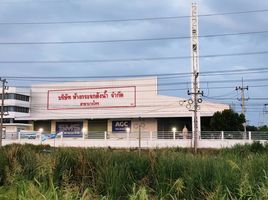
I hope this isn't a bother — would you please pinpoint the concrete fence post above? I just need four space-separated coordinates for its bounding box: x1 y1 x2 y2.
82 131 85 140
173 131 176 140
40 132 42 144
104 131 107 140
18 131 21 141
127 131 130 141
249 131 252 141
221 131 224 140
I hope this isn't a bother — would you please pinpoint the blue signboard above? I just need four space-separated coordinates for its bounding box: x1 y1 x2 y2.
112 120 131 132
56 122 83 138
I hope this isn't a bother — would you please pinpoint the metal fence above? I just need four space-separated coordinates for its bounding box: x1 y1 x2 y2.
2 130 268 148
3 131 268 142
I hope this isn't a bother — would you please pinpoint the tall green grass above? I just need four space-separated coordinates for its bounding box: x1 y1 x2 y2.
0 142 268 199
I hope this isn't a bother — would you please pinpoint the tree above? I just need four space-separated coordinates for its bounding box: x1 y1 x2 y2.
246 125 258 131
258 125 268 131
210 109 245 131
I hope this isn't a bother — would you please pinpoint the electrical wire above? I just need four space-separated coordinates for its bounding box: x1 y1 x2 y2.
0 50 267 64
0 0 67 3
1 66 268 79
0 30 268 45
0 8 267 25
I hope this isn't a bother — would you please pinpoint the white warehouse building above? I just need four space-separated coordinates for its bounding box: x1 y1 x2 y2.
3 77 229 139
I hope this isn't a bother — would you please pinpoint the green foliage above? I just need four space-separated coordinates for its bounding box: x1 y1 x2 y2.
1 144 268 199
258 125 268 131
246 125 258 131
250 141 265 153
210 109 245 131
129 184 149 200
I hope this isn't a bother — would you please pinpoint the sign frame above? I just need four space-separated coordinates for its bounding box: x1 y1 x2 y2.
47 86 136 110
112 120 131 132
56 122 83 138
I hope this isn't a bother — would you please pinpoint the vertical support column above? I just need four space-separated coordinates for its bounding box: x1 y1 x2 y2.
150 131 153 141
39 130 42 144
127 130 130 141
221 131 224 140
235 78 248 137
82 130 85 140
104 131 107 140
190 3 200 91
0 78 7 147
248 131 252 141
138 117 141 156
191 114 194 142
83 119 88 140
149 131 153 148
51 120 56 133
29 121 34 131
189 3 202 153
198 114 201 139
18 131 21 142
173 130 176 140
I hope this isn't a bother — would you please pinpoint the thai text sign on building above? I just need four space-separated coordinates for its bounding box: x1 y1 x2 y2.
47 86 136 110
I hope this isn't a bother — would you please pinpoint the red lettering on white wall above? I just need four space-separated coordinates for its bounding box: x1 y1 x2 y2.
48 86 136 110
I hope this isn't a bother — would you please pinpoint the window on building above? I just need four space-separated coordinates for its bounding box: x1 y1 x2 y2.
3 118 11 123
0 93 29 102
3 106 29 113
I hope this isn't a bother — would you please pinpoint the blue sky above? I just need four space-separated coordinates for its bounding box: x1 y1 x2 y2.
0 0 267 126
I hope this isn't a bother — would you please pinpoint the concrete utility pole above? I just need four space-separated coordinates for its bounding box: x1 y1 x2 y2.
264 104 268 114
236 78 248 134
0 78 8 147
138 117 141 156
188 3 203 153
188 73 203 153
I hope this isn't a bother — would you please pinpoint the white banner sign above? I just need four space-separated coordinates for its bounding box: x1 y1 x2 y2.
47 86 136 110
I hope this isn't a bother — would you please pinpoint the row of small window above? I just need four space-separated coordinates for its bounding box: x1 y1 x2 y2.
3 106 29 113
0 93 29 102
2 118 29 123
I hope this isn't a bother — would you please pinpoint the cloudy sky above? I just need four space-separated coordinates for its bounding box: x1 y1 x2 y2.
0 0 267 126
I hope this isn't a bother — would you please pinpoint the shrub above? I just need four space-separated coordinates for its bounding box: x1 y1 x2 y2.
0 144 268 199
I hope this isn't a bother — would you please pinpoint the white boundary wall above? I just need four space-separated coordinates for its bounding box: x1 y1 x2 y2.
3 138 265 149
3 131 267 149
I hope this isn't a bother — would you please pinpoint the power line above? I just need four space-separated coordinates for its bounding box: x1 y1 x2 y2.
5 80 268 96
0 81 248 92
203 91 237 98
5 76 268 85
0 50 267 64
0 9 267 25
204 97 268 100
200 67 268 76
2 66 268 79
0 30 267 45
3 76 268 88
5 84 268 92
0 0 67 3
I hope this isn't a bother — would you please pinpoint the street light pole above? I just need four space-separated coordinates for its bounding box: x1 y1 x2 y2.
235 78 249 136
193 72 199 153
138 117 141 156
188 3 203 153
0 78 7 147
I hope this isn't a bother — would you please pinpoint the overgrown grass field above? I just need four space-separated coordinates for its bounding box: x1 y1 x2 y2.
1 142 268 199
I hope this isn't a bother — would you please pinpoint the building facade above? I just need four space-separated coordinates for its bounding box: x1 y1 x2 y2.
3 77 229 138
2 87 31 138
